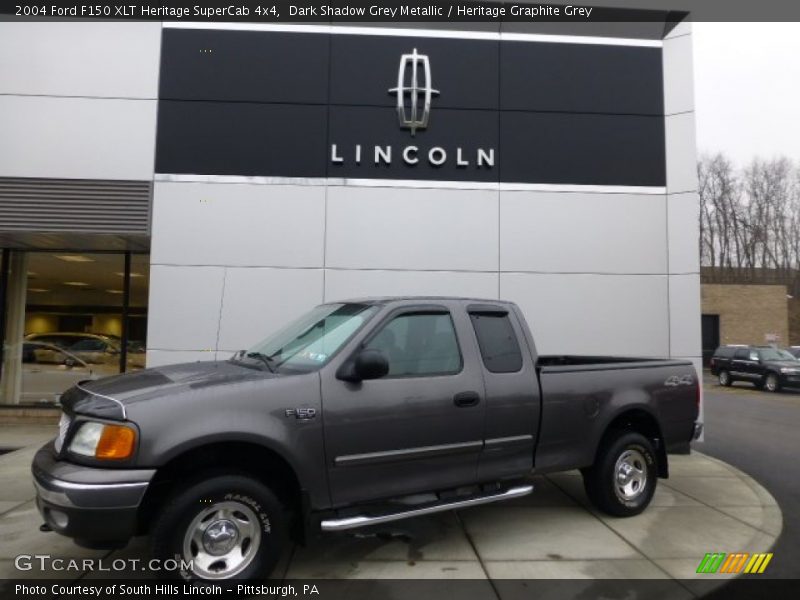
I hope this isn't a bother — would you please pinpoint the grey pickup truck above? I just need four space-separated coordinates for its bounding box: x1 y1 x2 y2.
32 297 701 582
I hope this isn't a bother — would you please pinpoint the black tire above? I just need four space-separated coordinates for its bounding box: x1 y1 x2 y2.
150 473 287 583
718 370 732 386
764 372 781 393
583 431 657 517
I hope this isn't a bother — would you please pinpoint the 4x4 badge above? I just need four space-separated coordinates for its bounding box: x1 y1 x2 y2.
664 375 694 386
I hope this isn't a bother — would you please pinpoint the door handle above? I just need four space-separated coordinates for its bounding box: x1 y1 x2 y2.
454 391 481 407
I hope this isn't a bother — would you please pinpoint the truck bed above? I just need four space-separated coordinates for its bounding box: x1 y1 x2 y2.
537 355 693 371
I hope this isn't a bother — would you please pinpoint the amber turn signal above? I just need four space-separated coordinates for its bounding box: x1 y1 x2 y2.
95 424 136 460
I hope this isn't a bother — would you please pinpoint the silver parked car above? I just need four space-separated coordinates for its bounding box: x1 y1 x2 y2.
21 342 117 404
24 332 145 370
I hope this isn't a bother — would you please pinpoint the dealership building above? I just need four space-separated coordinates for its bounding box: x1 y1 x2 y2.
0 14 701 407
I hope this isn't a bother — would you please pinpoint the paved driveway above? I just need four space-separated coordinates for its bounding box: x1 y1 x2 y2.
698 372 799 579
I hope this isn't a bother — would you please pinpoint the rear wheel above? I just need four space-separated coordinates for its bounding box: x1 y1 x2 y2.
764 372 781 393
583 431 657 517
151 473 287 582
718 370 732 386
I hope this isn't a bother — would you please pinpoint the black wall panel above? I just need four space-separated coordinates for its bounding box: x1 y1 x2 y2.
156 29 667 187
160 30 329 104
330 35 499 110
155 101 328 178
500 112 665 186
500 42 664 115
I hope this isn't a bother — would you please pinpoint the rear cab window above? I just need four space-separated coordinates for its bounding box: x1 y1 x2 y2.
468 310 523 373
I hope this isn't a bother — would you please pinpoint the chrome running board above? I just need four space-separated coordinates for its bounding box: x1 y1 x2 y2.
320 484 533 532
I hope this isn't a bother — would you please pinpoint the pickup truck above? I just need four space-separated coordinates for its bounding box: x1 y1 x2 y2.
32 297 701 582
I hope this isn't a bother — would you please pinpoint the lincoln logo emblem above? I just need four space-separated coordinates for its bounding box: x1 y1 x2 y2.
389 48 439 136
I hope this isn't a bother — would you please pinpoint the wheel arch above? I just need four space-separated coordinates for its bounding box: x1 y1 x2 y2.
137 440 304 537
593 408 668 478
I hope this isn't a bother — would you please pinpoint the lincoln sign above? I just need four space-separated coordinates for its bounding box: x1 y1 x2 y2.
329 48 496 171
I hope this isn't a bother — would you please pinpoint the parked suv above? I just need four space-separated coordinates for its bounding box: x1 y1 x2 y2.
710 345 800 392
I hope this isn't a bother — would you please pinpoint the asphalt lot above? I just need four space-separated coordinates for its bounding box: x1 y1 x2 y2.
697 373 799 579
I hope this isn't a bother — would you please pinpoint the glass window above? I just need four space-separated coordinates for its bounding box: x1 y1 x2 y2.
469 312 523 373
715 346 735 358
243 303 379 374
365 312 462 377
734 348 750 360
758 348 796 361
69 339 109 352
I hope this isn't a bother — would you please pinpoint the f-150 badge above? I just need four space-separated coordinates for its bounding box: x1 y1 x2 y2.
285 408 317 420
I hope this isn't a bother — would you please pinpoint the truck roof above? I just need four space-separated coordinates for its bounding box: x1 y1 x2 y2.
332 296 517 306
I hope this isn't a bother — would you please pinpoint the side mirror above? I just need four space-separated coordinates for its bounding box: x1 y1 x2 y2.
339 349 389 382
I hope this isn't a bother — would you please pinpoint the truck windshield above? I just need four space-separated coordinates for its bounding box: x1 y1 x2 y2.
240 303 379 373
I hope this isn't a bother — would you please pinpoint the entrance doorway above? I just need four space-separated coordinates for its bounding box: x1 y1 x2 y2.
701 314 720 367
0 250 148 405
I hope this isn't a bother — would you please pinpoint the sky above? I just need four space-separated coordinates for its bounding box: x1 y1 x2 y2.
692 22 800 167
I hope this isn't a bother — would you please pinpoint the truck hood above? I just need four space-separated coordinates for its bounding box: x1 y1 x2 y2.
60 360 270 420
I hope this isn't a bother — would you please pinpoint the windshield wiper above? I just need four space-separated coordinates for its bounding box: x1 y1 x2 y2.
245 351 276 373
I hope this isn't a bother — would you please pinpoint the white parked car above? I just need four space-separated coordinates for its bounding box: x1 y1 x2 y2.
21 342 118 404
23 332 145 370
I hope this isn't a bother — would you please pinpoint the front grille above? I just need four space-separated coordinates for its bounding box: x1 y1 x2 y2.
54 413 71 453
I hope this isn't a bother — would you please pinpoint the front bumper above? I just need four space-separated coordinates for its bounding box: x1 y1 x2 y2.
779 372 800 386
32 443 156 548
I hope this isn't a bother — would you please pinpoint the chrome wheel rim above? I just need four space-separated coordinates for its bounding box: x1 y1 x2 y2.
182 500 261 580
766 375 777 391
719 371 729 385
613 449 648 502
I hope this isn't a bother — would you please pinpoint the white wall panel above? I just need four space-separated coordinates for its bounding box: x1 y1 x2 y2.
325 269 499 302
665 111 699 195
146 349 217 369
668 192 700 274
217 267 324 351
0 22 161 99
0 96 157 180
664 20 692 40
500 191 667 274
325 186 499 272
151 183 326 267
663 31 695 116
501 273 669 357
147 265 226 351
669 273 702 357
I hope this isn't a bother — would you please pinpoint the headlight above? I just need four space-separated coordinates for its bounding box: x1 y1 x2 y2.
68 422 136 460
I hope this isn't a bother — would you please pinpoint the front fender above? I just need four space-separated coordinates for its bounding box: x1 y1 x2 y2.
126 372 328 507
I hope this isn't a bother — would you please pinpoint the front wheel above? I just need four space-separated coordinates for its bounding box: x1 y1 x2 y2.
151 474 288 582
583 431 657 517
764 372 781 393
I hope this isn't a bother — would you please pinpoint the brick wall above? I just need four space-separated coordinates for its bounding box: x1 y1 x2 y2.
701 284 789 346
788 298 800 345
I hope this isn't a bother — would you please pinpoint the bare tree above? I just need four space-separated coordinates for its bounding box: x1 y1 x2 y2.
699 154 799 283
